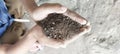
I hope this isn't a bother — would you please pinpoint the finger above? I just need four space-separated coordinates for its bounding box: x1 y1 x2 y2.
32 3 67 21
29 42 43 52
29 44 40 52
40 3 67 13
63 9 87 25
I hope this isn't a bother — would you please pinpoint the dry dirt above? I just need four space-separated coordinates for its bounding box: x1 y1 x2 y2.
37 13 85 41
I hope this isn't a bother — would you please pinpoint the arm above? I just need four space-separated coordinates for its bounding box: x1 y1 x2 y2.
5 31 37 54
0 44 10 54
0 30 37 54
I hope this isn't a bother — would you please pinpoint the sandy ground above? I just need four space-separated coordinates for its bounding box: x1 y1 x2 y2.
24 0 120 54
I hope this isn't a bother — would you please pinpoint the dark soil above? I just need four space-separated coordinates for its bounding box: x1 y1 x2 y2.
37 13 86 41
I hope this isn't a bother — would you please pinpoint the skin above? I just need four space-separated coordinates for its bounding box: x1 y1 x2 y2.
22 0 89 48
0 0 89 54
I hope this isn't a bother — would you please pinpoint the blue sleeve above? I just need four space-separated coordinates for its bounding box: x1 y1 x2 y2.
0 0 14 37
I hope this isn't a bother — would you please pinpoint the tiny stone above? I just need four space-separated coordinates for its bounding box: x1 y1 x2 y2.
47 36 51 38
44 28 47 30
58 35 61 37
66 17 69 19
52 22 55 24
46 30 49 32
54 35 57 37
49 34 52 36
51 27 54 30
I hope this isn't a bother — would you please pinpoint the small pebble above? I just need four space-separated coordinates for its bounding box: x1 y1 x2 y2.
51 27 54 30
52 22 55 24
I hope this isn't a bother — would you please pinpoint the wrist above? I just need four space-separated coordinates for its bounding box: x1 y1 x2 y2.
28 25 45 44
27 25 41 41
25 30 37 42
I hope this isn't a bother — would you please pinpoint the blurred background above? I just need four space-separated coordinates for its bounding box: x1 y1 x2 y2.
24 0 120 54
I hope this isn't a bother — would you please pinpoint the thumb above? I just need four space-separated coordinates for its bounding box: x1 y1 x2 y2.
32 3 67 21
48 5 67 13
40 3 67 13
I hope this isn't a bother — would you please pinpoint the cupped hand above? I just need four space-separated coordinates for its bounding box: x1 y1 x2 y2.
29 3 90 48
31 3 87 25
29 25 64 48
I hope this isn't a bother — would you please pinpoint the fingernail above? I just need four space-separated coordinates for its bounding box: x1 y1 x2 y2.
81 20 87 25
61 7 67 12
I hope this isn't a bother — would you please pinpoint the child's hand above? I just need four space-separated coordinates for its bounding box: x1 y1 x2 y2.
28 3 90 48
